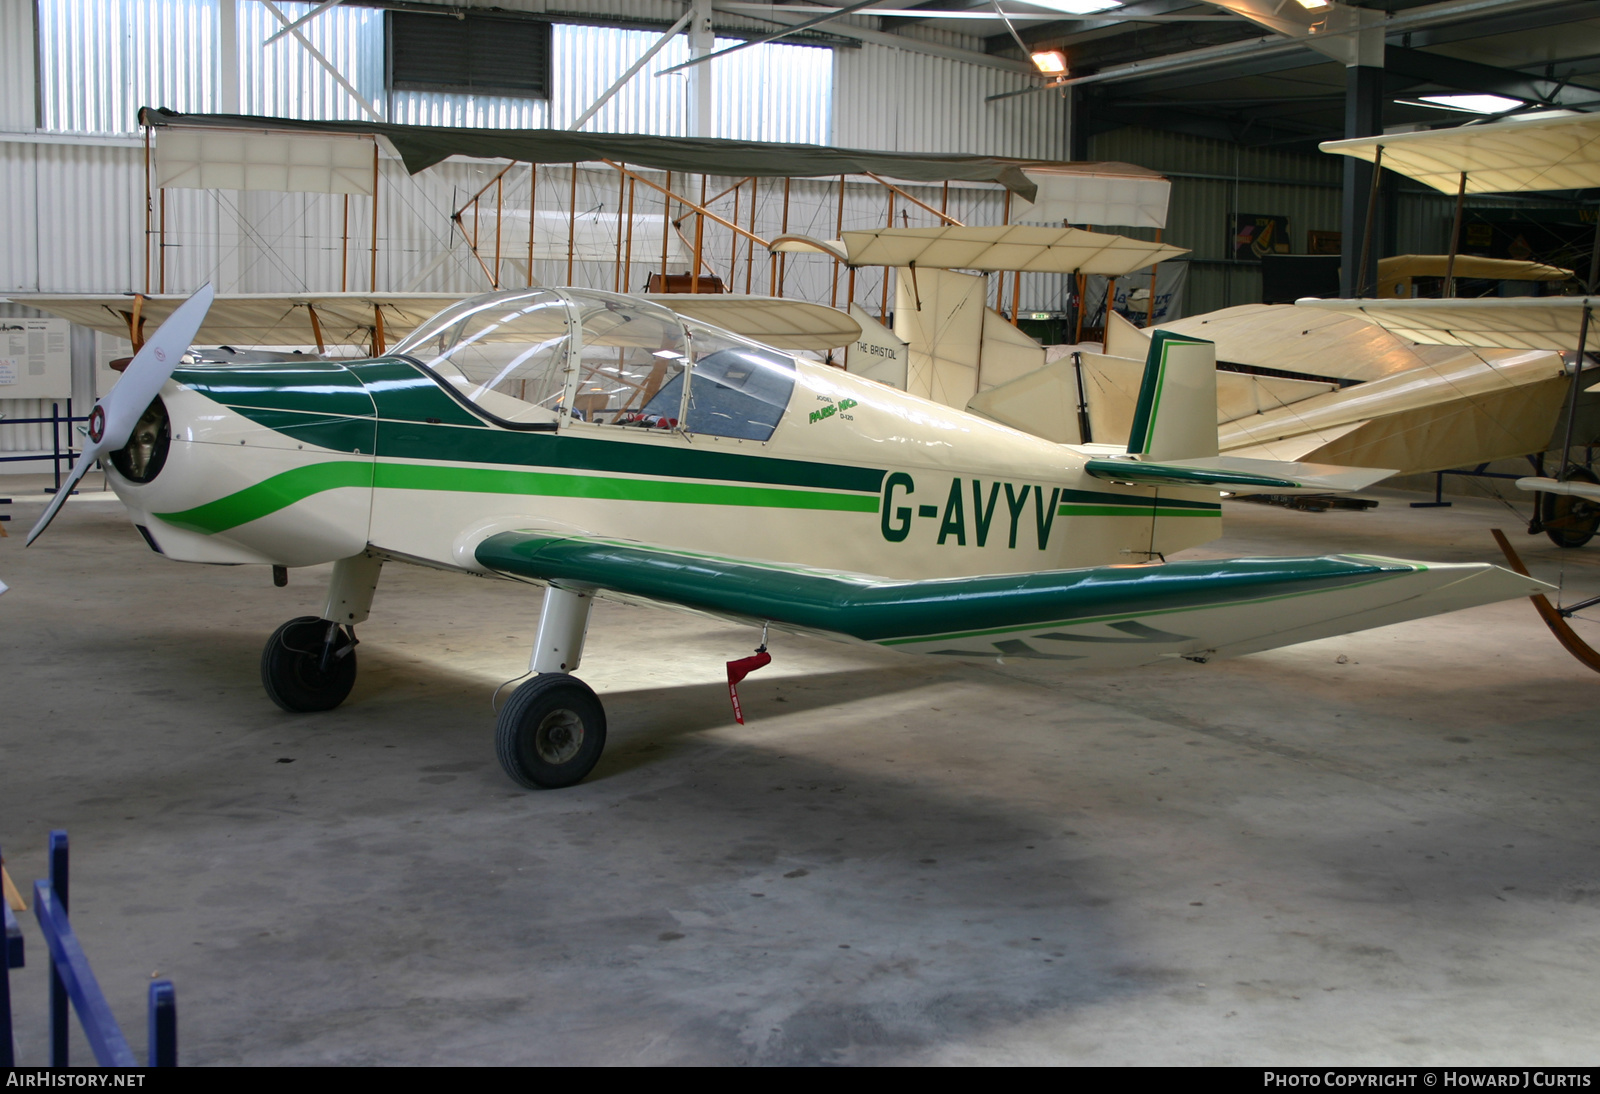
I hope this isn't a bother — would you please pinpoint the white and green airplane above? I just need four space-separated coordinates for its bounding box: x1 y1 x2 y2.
27 284 1548 789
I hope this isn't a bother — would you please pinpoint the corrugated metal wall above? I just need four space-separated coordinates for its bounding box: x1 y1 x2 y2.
0 0 35 130
1088 126 1344 316
1086 125 1559 316
36 2 834 139
9 0 1068 309
238 0 384 122
1 137 144 293
835 40 1065 157
38 0 217 134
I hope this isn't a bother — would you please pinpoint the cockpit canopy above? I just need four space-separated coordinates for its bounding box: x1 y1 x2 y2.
392 288 797 441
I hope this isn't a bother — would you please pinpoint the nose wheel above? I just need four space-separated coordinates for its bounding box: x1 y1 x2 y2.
495 673 607 789
261 616 358 713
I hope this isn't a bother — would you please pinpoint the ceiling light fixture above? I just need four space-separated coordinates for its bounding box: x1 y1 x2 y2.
1032 50 1068 76
1416 93 1526 115
1295 0 1330 10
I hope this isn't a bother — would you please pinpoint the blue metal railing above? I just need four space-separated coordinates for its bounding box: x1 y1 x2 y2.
0 832 178 1067
2 854 21 1068
0 401 87 494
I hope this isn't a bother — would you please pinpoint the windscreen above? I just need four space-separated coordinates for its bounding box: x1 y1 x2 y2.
684 324 797 442
568 292 690 429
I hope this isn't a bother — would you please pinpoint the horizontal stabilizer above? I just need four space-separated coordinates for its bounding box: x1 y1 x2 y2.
474 531 1546 669
1084 455 1395 495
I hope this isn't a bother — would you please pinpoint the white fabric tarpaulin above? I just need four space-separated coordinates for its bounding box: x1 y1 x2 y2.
1012 165 1171 229
156 129 376 196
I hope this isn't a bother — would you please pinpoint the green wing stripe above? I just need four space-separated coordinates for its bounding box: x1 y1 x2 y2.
153 460 877 534
476 532 1417 644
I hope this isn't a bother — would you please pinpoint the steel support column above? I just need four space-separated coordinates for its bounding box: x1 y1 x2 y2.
1339 64 1384 298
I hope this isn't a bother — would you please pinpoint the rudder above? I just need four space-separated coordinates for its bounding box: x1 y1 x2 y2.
1126 330 1217 461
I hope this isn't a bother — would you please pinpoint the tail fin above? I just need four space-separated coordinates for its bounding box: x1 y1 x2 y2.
1126 330 1217 460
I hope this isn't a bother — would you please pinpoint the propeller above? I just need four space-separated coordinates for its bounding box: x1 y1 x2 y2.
26 283 215 546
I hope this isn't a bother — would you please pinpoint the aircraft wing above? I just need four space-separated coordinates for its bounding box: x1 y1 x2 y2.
1294 296 1600 353
473 530 1544 667
838 224 1188 276
1083 456 1394 495
5 292 462 347
638 295 860 351
8 292 861 353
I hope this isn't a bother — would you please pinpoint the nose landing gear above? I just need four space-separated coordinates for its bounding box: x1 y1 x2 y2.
261 616 358 712
260 552 383 714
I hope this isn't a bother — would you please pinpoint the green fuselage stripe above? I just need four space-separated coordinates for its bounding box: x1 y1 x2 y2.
153 460 878 533
374 463 879 513
155 461 375 534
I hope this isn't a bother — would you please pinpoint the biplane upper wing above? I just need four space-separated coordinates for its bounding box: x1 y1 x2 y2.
473 530 1545 667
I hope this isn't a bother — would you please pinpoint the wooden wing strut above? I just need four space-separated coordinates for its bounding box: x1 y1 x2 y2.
1491 528 1600 674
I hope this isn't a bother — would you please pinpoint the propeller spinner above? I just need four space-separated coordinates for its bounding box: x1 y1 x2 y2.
26 283 215 546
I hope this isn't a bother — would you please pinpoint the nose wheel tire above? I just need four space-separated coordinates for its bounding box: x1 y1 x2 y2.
261 616 358 713
495 674 607 789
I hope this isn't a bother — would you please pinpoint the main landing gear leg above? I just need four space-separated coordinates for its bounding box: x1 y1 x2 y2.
261 552 383 713
496 585 606 789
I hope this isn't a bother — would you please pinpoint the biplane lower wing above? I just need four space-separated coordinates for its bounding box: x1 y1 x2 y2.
474 532 1547 667
7 291 862 353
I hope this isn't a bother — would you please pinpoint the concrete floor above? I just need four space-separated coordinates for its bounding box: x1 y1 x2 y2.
3 474 1600 1065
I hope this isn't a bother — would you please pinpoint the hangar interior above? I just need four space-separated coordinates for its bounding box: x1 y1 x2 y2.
5 0 1600 1067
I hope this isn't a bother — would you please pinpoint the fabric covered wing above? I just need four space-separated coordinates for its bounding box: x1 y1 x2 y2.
1083 456 1394 495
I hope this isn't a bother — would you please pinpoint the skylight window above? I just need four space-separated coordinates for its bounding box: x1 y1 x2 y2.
1021 0 1123 15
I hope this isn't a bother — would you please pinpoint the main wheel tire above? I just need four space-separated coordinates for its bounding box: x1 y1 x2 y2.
495 674 607 789
261 616 357 713
1542 467 1600 549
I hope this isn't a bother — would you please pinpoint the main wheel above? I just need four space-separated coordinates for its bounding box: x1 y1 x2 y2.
261 616 357 713
1542 467 1600 548
495 674 607 789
